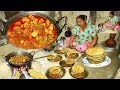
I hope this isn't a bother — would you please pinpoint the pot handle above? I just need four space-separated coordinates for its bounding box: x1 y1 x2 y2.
0 20 8 35
30 51 36 56
1 54 6 60
1 54 8 63
56 16 68 34
30 49 43 56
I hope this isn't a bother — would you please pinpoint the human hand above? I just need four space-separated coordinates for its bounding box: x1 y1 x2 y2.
69 43 73 48
111 26 115 30
67 43 74 49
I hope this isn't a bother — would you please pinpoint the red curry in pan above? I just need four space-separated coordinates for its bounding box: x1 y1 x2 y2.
6 15 58 49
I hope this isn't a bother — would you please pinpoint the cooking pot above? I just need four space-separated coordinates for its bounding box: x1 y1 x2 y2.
2 11 68 49
1 51 49 67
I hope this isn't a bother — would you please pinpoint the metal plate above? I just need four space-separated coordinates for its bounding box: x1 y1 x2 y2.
54 49 63 54
82 56 111 68
46 66 66 79
59 60 74 67
69 67 88 79
65 53 79 59
54 48 69 54
47 55 62 62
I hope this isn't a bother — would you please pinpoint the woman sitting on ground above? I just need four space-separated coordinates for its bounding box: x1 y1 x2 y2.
65 15 98 52
102 11 120 31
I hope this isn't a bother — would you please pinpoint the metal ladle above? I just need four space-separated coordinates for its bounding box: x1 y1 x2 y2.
44 43 60 51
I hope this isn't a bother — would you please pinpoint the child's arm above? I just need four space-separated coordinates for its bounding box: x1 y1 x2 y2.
102 16 109 25
102 20 108 25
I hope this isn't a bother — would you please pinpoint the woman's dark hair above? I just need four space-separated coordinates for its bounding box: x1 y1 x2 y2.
110 11 115 16
98 23 103 27
76 15 87 21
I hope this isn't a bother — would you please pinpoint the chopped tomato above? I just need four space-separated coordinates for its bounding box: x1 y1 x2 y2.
31 30 39 37
41 18 45 22
49 24 54 30
39 18 45 23
45 20 51 28
29 37 37 42
14 21 21 26
44 34 48 37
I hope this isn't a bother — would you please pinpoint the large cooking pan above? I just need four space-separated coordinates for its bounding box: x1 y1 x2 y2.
2 11 68 49
1 51 49 67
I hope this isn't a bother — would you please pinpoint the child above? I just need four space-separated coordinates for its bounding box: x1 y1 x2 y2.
98 23 104 32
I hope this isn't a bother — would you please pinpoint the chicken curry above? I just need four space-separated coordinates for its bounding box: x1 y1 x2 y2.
6 15 58 49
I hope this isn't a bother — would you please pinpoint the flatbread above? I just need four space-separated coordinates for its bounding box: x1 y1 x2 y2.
61 48 69 53
72 65 84 74
0 63 12 79
86 47 105 56
47 55 56 60
49 66 61 74
67 50 77 56
66 59 74 64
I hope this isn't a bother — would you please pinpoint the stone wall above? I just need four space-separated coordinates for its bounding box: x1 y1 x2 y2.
61 11 90 27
